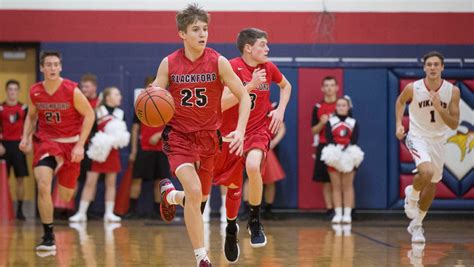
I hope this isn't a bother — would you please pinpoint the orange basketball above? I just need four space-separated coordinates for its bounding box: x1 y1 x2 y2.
134 87 175 127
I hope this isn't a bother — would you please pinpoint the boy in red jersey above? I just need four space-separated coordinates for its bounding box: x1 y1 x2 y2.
152 4 251 266
19 51 95 251
218 28 291 254
0 79 29 220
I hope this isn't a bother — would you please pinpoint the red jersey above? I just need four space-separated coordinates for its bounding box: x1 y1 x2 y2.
0 102 27 141
311 101 337 144
166 48 224 133
30 79 83 139
220 58 283 136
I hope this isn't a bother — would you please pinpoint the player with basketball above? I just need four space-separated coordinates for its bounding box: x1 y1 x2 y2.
396 51 460 243
142 4 251 266
19 51 95 251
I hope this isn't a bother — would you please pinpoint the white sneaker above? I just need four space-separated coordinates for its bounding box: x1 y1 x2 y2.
342 214 352 224
220 207 227 223
104 213 122 222
407 220 425 243
331 214 342 224
404 186 419 219
69 212 87 222
203 208 211 223
407 243 425 267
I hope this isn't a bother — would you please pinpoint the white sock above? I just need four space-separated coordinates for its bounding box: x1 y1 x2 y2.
78 201 90 215
221 194 226 208
414 210 427 225
166 190 178 205
344 207 352 216
194 247 208 263
105 201 115 215
334 207 343 216
410 188 420 201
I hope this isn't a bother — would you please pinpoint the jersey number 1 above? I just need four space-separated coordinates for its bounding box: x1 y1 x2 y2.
430 110 436 123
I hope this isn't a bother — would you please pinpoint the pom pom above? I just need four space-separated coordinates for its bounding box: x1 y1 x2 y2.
87 132 113 162
321 144 344 168
345 145 364 168
337 152 354 173
104 119 130 149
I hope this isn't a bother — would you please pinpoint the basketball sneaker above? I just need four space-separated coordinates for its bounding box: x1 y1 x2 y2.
198 259 212 267
159 178 177 223
224 223 240 263
407 220 425 243
36 234 56 251
404 185 419 219
247 218 267 248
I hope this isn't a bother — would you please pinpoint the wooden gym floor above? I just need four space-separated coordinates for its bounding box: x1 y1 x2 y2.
1 215 473 266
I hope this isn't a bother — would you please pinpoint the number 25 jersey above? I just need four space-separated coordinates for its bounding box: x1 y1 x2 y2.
408 79 453 139
30 79 83 139
167 48 224 133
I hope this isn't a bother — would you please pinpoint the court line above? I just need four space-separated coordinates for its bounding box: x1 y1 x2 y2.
351 230 399 248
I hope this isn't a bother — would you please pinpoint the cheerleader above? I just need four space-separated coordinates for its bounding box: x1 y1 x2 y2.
321 96 364 224
262 123 286 220
70 86 130 222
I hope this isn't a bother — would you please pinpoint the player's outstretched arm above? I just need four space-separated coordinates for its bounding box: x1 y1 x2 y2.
152 58 170 89
395 83 413 140
19 95 38 153
432 86 460 130
218 56 251 155
221 68 266 111
73 88 95 162
268 76 291 134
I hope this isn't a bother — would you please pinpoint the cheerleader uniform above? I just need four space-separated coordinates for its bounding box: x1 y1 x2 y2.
90 105 125 173
325 114 359 172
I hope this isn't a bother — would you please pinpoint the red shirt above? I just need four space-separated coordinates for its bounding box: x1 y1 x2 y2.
167 48 224 133
134 115 163 151
311 101 337 144
88 96 99 109
30 79 83 139
220 58 283 136
0 102 27 141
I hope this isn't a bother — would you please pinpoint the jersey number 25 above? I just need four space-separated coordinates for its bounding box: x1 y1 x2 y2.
181 88 208 107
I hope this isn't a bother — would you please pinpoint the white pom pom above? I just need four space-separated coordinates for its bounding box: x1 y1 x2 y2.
87 132 113 162
337 152 354 173
321 144 344 168
346 145 365 168
104 119 130 149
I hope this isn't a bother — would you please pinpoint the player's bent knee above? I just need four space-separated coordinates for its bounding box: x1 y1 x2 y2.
186 187 202 203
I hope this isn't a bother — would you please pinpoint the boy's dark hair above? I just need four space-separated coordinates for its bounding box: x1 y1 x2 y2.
80 73 98 86
5 79 20 89
176 3 209 32
322 76 337 85
423 51 444 65
40 51 62 66
236 28 268 54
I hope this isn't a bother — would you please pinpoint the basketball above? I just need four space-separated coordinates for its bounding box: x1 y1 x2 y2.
134 86 175 127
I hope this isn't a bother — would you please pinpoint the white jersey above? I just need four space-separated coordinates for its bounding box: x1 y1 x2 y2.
408 79 453 139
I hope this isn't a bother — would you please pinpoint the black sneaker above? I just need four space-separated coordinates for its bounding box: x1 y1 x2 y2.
16 210 26 221
36 235 56 251
224 224 240 263
123 211 139 220
247 219 267 248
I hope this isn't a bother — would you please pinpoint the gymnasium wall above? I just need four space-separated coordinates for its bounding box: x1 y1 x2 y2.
1 4 473 210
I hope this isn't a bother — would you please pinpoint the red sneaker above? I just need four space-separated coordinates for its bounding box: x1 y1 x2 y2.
159 178 177 223
198 259 212 267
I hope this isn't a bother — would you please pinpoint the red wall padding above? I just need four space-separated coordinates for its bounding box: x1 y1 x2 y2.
297 68 343 209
